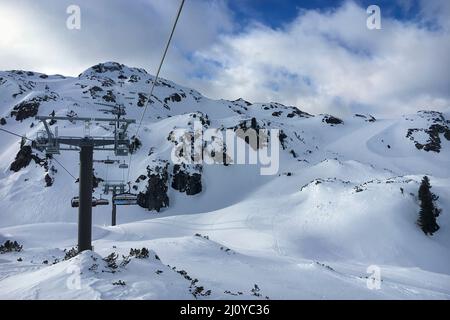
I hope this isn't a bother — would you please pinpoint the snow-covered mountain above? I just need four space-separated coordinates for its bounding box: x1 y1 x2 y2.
0 62 449 299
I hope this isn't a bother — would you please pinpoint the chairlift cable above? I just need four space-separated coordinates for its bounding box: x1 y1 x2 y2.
0 127 77 181
0 128 33 141
52 156 77 180
126 0 185 184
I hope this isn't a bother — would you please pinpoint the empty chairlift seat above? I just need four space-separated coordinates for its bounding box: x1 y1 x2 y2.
96 198 109 206
113 193 138 206
71 196 109 208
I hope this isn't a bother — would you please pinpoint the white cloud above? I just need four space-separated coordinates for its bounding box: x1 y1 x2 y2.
0 0 233 77
0 0 448 116
190 1 450 116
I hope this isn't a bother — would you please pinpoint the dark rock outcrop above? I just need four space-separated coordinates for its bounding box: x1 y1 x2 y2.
10 100 40 121
407 124 450 153
10 94 58 121
89 86 103 94
90 62 124 74
137 162 170 212
128 75 140 83
287 108 312 118
137 93 149 107
230 117 267 150
322 115 343 125
406 111 450 153
0 117 6 125
10 146 33 172
171 164 202 196
355 114 376 122
164 92 186 104
102 90 116 103
44 173 54 187
0 240 23 254
129 136 142 154
278 130 288 150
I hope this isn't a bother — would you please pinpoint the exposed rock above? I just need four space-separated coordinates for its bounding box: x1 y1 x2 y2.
230 117 268 150
48 110 57 126
66 110 78 123
171 164 202 196
137 93 149 107
44 173 54 187
10 100 40 121
164 93 186 104
10 94 58 121
233 98 252 106
137 161 170 212
128 75 140 83
98 78 114 88
322 115 343 125
90 86 103 93
10 146 33 172
0 117 6 125
129 136 142 154
287 108 312 118
278 130 288 150
90 62 124 74
406 111 450 153
190 112 210 127
0 240 23 254
102 90 116 103
355 114 376 122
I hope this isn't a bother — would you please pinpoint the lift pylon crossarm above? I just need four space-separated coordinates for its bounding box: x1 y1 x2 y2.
57 137 123 148
35 115 135 124
35 115 136 157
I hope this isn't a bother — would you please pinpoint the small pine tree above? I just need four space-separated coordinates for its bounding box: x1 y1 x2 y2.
417 176 440 235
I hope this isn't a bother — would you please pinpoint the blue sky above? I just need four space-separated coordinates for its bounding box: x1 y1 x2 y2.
0 0 448 116
229 0 423 28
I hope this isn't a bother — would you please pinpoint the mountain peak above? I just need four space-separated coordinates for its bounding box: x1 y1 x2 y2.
78 62 148 79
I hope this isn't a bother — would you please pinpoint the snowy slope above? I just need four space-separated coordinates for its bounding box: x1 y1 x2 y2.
0 62 449 299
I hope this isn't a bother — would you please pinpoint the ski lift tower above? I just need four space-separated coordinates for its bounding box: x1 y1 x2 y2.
34 115 136 252
103 180 127 226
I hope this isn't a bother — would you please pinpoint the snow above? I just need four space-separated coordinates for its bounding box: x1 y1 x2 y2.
0 62 449 299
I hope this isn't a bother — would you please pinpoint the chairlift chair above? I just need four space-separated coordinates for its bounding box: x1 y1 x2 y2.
113 192 138 206
119 163 129 169
96 198 109 206
115 144 129 156
71 196 109 208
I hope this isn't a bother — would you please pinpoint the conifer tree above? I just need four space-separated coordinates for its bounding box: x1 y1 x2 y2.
417 176 440 235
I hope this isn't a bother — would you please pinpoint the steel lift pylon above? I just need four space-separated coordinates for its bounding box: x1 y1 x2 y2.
34 115 135 252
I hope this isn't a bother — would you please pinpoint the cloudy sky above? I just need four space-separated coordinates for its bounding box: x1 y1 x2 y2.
0 0 449 116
